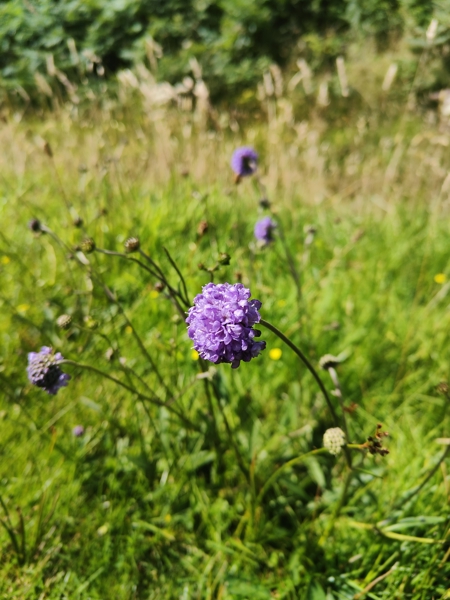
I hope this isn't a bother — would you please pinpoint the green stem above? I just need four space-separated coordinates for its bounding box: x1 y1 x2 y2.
62 360 199 432
259 319 338 424
256 448 328 504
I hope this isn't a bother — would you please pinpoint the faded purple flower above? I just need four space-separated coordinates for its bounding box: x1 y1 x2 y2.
27 346 70 395
231 147 258 177
186 283 266 368
254 217 276 244
72 425 85 437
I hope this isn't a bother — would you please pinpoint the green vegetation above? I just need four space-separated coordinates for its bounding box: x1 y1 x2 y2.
1 0 448 102
1 22 450 598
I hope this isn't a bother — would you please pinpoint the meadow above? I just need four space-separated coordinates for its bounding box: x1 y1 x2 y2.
0 49 450 599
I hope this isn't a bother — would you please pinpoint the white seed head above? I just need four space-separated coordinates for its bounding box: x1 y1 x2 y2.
323 427 346 455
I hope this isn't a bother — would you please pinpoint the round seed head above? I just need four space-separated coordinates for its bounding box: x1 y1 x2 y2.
56 314 72 330
323 427 346 455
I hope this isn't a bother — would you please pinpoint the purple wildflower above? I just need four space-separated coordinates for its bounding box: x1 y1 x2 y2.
254 217 276 244
72 425 85 437
231 147 258 177
27 346 70 395
186 283 266 368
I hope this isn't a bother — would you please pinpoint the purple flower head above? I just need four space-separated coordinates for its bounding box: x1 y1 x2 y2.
72 425 85 437
186 283 266 369
231 147 258 177
254 217 276 244
27 346 70 395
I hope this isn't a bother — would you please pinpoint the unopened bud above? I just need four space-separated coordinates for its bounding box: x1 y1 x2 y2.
29 218 42 233
84 315 98 329
80 238 95 254
56 314 72 330
124 237 140 253
218 253 231 266
197 220 208 237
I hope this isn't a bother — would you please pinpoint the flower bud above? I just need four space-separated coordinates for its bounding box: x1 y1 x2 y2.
124 237 140 253
56 314 72 330
218 253 231 266
80 238 96 254
29 218 42 233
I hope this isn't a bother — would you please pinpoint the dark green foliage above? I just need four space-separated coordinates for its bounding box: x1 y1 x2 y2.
0 0 440 102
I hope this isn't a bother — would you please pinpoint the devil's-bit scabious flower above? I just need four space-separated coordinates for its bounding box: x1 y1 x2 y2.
323 427 346 455
254 217 276 244
27 347 70 395
186 283 266 368
231 147 258 177
72 425 84 437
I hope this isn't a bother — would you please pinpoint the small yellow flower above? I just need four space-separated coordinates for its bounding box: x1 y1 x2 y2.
1 256 10 265
269 348 282 361
434 273 447 284
164 514 172 524
149 290 159 299
277 299 286 308
125 325 133 334
191 350 199 361
17 304 29 313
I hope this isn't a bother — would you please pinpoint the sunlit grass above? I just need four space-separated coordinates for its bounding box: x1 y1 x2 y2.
0 80 449 598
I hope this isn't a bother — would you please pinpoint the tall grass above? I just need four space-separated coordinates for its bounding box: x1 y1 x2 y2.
0 50 449 598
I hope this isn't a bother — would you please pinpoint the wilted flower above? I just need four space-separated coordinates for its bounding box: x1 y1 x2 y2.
254 217 276 244
72 425 84 437
231 147 258 177
186 282 266 368
323 427 346 455
27 347 70 395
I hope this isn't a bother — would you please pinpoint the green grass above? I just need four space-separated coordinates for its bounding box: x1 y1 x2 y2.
0 92 449 599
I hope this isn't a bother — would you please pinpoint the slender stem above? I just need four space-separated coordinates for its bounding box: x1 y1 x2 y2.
319 467 354 543
215 395 250 484
328 367 350 442
259 319 338 423
393 444 450 509
163 247 190 307
61 360 198 431
256 448 328 504
259 318 352 468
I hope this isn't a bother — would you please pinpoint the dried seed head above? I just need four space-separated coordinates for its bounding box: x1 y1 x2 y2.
437 382 450 397
197 220 208 237
319 354 341 370
73 215 84 228
323 427 346 455
80 238 96 254
124 237 140 253
259 198 271 209
154 282 165 293
56 314 72 330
